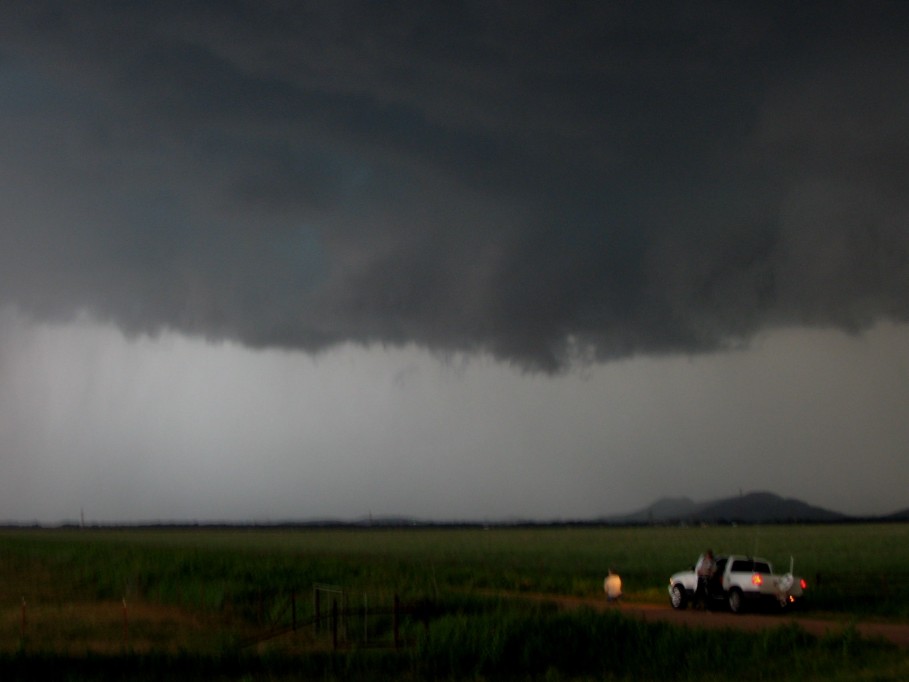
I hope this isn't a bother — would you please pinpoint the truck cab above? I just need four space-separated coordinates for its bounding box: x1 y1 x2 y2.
669 554 806 613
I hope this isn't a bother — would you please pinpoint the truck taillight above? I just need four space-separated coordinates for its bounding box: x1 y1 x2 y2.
751 574 763 586
800 579 807 590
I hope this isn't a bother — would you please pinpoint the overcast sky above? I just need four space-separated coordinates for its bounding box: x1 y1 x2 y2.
1 2 908 523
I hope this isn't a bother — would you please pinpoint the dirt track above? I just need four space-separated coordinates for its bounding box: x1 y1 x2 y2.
498 592 909 648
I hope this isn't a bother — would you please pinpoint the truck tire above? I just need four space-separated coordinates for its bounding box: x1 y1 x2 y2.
727 588 744 614
670 584 687 610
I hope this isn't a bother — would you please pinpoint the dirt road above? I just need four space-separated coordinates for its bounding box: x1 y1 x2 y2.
497 592 909 648
619 602 909 648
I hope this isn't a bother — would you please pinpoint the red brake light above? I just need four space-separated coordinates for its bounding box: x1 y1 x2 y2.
800 579 807 590
751 574 763 586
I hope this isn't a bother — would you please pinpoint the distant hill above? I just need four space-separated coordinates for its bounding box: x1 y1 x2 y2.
881 508 909 522
612 491 848 524
696 492 847 523
614 496 705 524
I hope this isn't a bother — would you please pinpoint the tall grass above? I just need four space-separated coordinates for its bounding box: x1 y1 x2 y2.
1 604 904 681
412 601 902 681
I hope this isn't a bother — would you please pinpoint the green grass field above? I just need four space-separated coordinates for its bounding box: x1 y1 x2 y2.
1 523 908 680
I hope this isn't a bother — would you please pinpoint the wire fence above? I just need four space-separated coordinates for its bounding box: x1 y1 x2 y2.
238 587 436 650
9 585 438 654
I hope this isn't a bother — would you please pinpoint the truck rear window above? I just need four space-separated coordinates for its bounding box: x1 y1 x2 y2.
731 560 771 574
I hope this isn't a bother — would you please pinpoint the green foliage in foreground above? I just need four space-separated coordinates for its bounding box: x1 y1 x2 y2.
0 603 905 682
413 602 905 682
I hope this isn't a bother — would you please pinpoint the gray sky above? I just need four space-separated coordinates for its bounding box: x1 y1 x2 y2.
1 2 908 522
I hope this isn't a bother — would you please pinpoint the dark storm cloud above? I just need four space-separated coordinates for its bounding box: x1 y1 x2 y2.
2 1 908 368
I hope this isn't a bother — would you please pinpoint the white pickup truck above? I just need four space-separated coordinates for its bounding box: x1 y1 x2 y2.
668 554 807 613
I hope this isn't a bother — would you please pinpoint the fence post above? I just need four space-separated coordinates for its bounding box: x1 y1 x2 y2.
393 594 400 650
314 589 321 633
20 597 26 638
122 598 129 648
332 599 339 651
291 591 297 632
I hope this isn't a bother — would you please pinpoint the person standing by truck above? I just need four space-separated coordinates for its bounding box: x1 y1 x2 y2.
694 549 716 608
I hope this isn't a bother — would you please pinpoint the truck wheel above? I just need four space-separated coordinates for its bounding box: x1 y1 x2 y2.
670 584 687 610
728 588 744 614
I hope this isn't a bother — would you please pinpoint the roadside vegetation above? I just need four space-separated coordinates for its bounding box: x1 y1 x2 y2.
1 523 907 680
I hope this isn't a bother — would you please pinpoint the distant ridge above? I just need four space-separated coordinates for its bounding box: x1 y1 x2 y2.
881 507 909 522
6 491 906 528
612 491 847 524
